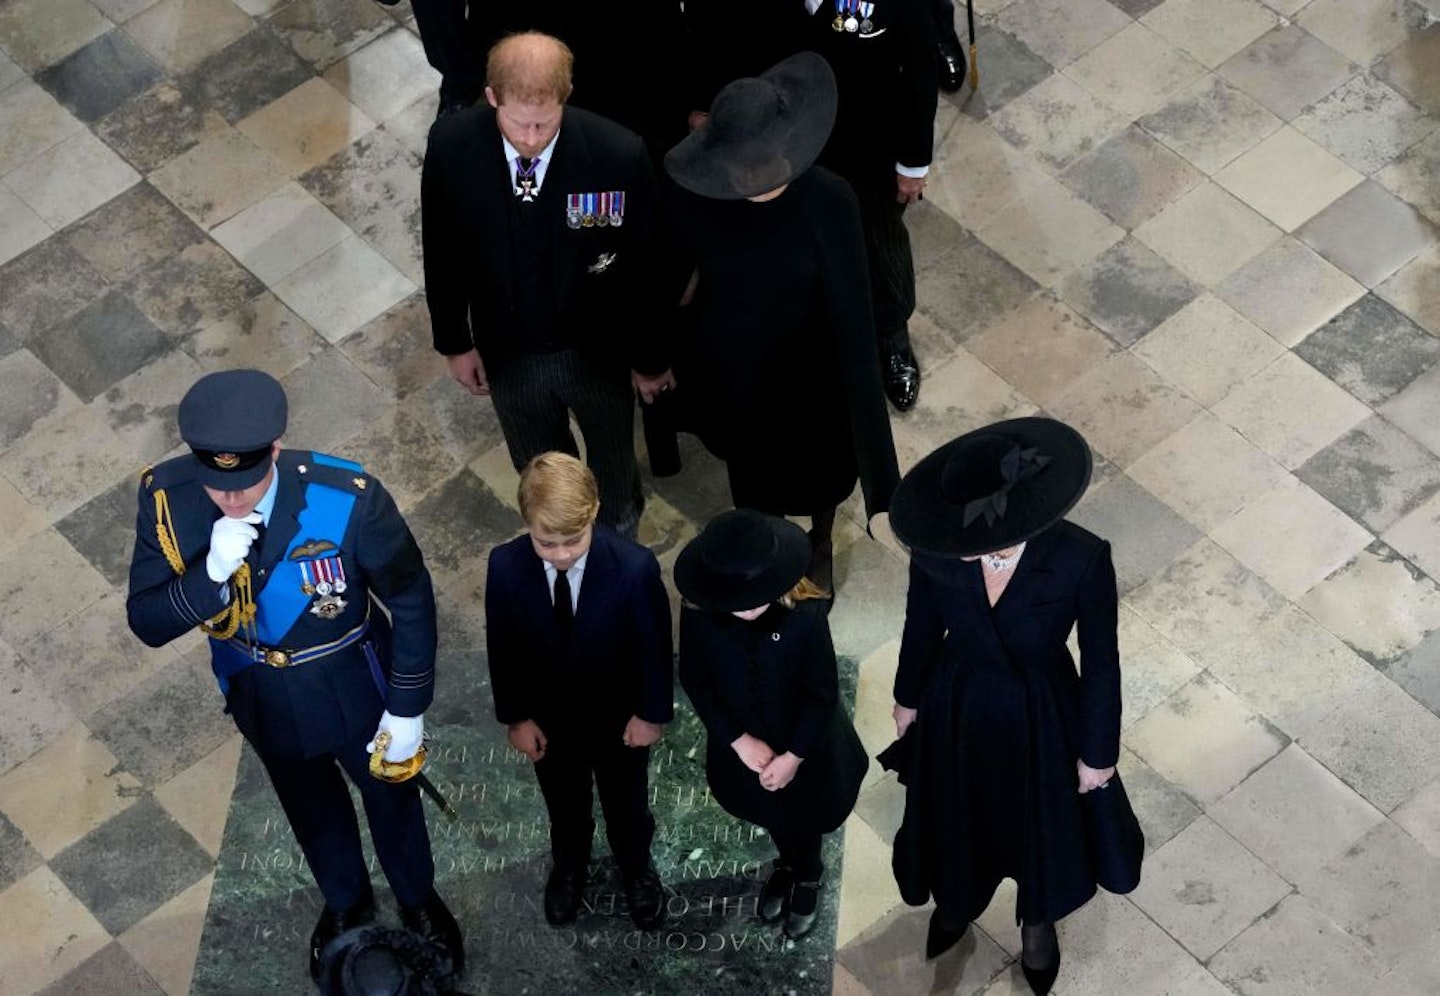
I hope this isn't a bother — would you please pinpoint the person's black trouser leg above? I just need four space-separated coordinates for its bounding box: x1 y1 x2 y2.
934 0 963 50
592 738 657 879
532 733 597 874
849 175 917 356
409 0 486 105
769 829 824 881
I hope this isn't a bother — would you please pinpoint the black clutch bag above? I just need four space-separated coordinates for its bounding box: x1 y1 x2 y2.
1082 772 1144 895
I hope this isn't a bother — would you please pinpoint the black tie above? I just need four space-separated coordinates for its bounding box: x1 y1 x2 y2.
554 568 574 637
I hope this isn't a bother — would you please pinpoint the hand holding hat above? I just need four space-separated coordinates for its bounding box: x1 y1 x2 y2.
206 512 262 582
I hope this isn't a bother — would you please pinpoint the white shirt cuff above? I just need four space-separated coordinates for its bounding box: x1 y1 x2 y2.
896 163 931 178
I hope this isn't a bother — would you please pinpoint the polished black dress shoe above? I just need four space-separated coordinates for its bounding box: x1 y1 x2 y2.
625 866 667 930
882 342 921 411
399 890 465 977
783 877 823 939
938 42 966 93
309 890 376 982
543 864 587 926
925 909 967 960
759 864 794 923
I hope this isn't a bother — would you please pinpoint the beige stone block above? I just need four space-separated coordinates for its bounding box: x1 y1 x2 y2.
148 126 288 230
0 475 47 560
236 78 377 177
270 234 415 343
837 903 1011 995
153 733 242 858
118 872 214 996
966 294 1114 409
927 115 1055 233
1297 0 1413 66
1299 544 1440 665
1134 182 1283 287
1384 490 1440 582
3 129 140 229
1214 127 1364 233
835 813 903 949
1064 22 1206 119
977 175 1124 289
0 404 136 521
1141 0 1281 68
1132 294 1284 407
1212 353 1372 470
1208 894 1387 994
0 81 85 176
1048 352 1201 469
897 348 1035 457
210 181 355 286
123 0 253 74
0 0 110 71
322 27 439 124
1053 891 1208 992
0 528 112 650
0 867 111 993
1393 778 1440 860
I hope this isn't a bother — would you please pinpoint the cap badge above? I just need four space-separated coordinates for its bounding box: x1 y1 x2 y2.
214 453 241 470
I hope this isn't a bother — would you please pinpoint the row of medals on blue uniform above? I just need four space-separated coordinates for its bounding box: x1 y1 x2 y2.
832 0 875 32
300 555 348 619
567 191 625 229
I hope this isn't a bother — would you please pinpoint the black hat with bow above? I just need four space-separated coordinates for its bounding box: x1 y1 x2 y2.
674 509 812 612
889 418 1092 557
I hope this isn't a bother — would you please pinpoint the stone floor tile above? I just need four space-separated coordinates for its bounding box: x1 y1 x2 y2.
0 403 135 520
236 77 376 177
331 405 461 511
126 237 266 338
1377 245 1440 336
1214 237 1365 348
1381 361 1440 458
1207 894 1388 995
851 642 900 787
1124 672 1288 804
181 24 313 124
270 233 414 343
1053 890 1211 993
185 289 326 377
278 346 390 451
1218 24 1359 121
1298 415 1440 533
0 867 111 994
966 293 1113 407
1297 294 1440 406
1059 236 1200 347
1138 75 1284 174
1129 413 1289 532
405 374 506 469
1373 21 1440 116
0 46 20 89
92 0 163 21
1212 744 1387 883
838 904 1010 995
1298 0 1415 67
927 113 1053 231
0 808 41 892
1133 181 1283 286
1059 124 1205 230
1379 939 1440 996
1213 126 1363 232
122 0 253 74
1140 0 1281 69
153 733 240 858
834 814 903 948
0 186 49 267
1211 352 1372 469
1131 296 1280 406
1293 820 1440 960
1068 23 1207 122
337 291 442 399
1296 180 1439 288
1117 607 1204 725
1389 625 1440 717
267 0 394 70
896 349 1036 456
54 476 144 589
993 0 1130 69
948 24 1053 123
405 468 519 578
93 79 228 175
1131 816 1291 960
62 180 204 284
978 176 1125 288
832 961 873 996
0 80 86 177
381 88 439 159
1301 541 1440 667
1070 473 1203 595
915 228 1040 343
1384 489 1440 580
0 529 111 651
0 637 74 776
3 127 140 228
34 28 163 124
36 941 167 996
211 180 353 285
0 722 141 858
1116 746 1203 853
1048 352 1202 468
146 125 288 229
990 73 1130 173
0 0 112 73
1294 74 1439 176
0 348 80 449
26 289 169 402
51 795 213 935
1377 127 1440 226
1301 671 1440 812
118 873 215 996
322 25 437 123
1393 778 1440 858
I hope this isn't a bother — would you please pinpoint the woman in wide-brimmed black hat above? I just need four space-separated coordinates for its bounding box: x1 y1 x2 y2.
880 418 1143 996
675 509 868 939
654 52 900 598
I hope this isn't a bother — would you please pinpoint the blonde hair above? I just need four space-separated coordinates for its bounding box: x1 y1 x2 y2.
486 32 574 105
781 577 831 607
518 452 599 535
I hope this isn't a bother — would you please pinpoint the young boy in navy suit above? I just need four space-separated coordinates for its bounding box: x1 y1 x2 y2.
485 452 674 928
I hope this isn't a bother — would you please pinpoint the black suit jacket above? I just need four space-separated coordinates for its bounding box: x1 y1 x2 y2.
422 104 663 374
127 450 437 757
484 524 674 735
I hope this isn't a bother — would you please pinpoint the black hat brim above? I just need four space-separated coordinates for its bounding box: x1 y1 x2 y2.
674 516 812 612
890 418 1092 557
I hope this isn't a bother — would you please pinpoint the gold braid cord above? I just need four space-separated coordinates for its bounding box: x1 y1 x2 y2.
153 487 257 639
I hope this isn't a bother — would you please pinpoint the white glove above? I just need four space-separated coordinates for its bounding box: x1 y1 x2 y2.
206 512 263 582
368 711 424 762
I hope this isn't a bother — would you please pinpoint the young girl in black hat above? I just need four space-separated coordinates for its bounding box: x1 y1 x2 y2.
675 509 869 938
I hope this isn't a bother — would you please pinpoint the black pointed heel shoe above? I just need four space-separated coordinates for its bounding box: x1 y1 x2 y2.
925 909 967 960
1021 952 1060 995
759 864 794 923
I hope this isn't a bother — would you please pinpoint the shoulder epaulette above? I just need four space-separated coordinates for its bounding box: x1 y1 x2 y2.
291 452 371 496
141 454 199 492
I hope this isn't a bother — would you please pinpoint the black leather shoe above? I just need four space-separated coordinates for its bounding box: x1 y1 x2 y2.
938 42 966 93
1022 953 1061 995
882 341 921 411
543 864 587 926
624 866 667 930
399 890 465 977
309 890 376 982
783 878 823 939
759 864 794 923
925 910 967 960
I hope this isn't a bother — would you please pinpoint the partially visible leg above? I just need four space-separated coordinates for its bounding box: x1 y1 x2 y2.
409 0 487 113
771 829 825 938
850 179 921 411
807 505 837 596
934 0 967 93
489 353 582 471
1020 919 1061 995
532 731 597 926
560 352 645 538
593 737 664 929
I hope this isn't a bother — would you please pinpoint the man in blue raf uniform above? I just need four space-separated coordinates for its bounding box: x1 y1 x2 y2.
125 370 463 983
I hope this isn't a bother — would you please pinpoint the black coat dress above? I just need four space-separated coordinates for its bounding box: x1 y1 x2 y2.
679 602 868 835
664 168 900 518
888 521 1143 926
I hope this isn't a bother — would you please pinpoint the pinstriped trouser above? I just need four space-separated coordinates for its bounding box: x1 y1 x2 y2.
851 177 918 351
488 348 643 537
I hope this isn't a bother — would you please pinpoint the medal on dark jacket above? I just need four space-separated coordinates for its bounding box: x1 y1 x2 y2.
566 193 583 229
514 156 540 202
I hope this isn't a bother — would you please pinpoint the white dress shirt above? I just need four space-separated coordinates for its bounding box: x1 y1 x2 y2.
543 550 588 613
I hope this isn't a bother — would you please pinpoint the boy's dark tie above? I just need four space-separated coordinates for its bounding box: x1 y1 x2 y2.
554 568 574 637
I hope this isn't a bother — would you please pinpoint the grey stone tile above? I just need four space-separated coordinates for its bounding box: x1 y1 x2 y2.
1378 128 1440 226
1138 75 1284 174
405 468 520 578
54 475 142 588
124 239 266 338
1383 365 1440 460
1218 24 1360 121
1215 236 1364 347
1116 747 1203 855
26 289 171 403
1059 125 1206 230
95 349 202 464
62 181 205 284
50 795 212 935
89 646 234 786
906 197 967 263
1296 294 1440 406
994 0 1132 69
337 292 443 400
93 80 228 174
279 347 389 453
0 239 110 342
185 290 326 378
1295 73 1440 175
0 642 76 775
1208 894 1389 994
181 25 312 123
839 905 1010 994
0 808 42 891
0 321 17 358
1388 626 1440 717
34 28 164 123
916 228 1040 343
989 72 1130 171
949 25 1053 121
1295 179 1439 288
1060 237 1200 347
35 942 166 996
1298 415 1440 533
331 406 460 511
405 373 507 469
1070 474 1204 596
1111 0 1163 13
266 0 393 70
1373 20 1440 115
0 349 77 449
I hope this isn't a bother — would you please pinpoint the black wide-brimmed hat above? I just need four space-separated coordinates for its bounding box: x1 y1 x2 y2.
319 925 458 996
890 418 1092 557
665 51 837 200
675 509 812 612
177 369 287 490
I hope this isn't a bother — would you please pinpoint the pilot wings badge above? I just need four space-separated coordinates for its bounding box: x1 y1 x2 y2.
587 252 617 274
